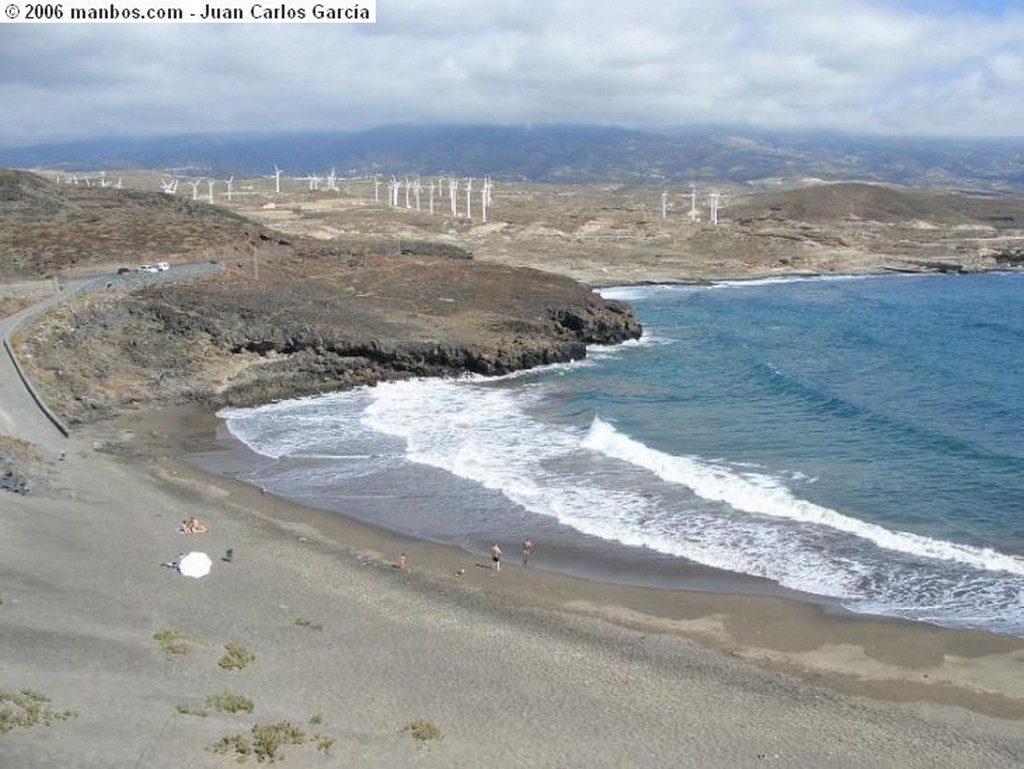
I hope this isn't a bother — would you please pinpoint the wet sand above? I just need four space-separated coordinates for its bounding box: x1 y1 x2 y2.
2 404 1024 768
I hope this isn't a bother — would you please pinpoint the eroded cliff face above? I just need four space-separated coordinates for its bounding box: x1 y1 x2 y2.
20 247 641 423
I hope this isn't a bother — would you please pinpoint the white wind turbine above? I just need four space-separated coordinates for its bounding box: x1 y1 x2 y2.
449 176 459 217
187 179 202 201
465 177 473 220
481 177 492 223
160 177 178 195
689 185 698 223
225 176 234 202
325 167 338 192
413 177 422 211
661 191 668 220
373 176 381 203
708 190 721 225
269 165 283 195
428 181 435 215
206 179 215 203
404 176 411 209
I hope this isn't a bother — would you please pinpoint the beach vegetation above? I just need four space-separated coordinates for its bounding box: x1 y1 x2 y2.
292 616 323 631
0 689 78 733
218 642 256 671
154 628 200 657
206 691 255 714
403 719 443 743
211 721 308 763
314 733 335 753
176 703 208 717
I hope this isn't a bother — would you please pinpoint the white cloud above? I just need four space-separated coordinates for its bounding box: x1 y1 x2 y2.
1 0 1023 146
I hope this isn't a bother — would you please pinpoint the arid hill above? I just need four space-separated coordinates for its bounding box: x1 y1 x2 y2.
0 169 260 278
2 170 640 424
727 182 1024 226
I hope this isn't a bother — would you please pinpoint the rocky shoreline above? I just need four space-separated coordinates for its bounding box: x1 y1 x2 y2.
17 244 641 425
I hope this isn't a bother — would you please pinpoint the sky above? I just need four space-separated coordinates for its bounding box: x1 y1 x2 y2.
1 0 1022 148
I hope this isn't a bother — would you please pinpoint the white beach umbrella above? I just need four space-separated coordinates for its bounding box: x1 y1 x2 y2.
178 551 212 579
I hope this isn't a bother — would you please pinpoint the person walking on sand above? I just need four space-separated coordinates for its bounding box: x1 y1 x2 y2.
489 543 502 572
522 537 534 567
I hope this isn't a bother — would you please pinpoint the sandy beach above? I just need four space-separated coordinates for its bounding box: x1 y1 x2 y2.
1 403 1023 768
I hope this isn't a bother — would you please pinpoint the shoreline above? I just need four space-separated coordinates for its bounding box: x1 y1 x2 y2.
136 404 1024 716
4 407 1024 767
197 406 858 613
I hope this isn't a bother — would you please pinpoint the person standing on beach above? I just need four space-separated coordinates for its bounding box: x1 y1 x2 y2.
522 538 534 567
489 543 502 572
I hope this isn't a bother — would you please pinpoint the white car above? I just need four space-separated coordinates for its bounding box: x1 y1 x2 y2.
156 261 170 271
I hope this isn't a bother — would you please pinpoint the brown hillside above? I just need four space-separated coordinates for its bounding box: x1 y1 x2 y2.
0 169 260 278
729 182 1024 226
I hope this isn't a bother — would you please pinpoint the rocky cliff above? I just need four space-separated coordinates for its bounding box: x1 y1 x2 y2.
19 240 641 423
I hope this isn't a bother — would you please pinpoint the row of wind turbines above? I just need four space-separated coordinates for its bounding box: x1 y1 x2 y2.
76 164 722 226
55 171 122 189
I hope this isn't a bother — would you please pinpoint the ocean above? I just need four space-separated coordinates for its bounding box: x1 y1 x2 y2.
218 272 1024 637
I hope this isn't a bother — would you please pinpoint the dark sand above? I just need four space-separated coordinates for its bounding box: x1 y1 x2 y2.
4 404 1024 767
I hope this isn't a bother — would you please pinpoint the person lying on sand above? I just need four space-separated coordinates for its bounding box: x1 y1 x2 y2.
179 516 208 534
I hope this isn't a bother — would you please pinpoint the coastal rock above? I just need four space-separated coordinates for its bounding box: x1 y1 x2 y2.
18 246 642 422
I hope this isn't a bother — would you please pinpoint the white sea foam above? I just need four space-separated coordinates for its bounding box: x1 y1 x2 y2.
583 416 1024 577
220 375 1024 635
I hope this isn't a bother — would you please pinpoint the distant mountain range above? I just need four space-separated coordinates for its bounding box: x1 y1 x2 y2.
3 124 1024 191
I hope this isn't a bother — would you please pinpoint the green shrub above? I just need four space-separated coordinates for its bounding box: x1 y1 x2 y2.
0 690 77 733
218 642 256 671
404 719 443 742
212 721 307 763
206 692 255 714
154 629 198 657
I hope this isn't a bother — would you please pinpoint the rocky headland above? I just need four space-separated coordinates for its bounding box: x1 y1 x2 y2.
1 170 640 425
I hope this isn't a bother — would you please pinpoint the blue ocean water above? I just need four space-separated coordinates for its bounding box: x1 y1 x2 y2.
220 272 1024 636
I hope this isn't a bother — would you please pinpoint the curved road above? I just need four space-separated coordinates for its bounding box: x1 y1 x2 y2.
0 263 224 458
0 280 93 456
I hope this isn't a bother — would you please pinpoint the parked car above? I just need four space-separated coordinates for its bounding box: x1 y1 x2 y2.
138 264 159 273
116 266 131 275
155 261 170 271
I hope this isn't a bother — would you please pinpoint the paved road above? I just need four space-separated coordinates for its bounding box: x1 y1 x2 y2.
0 263 223 457
0 283 86 455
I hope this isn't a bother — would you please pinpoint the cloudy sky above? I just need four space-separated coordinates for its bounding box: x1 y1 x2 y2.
1 0 1022 148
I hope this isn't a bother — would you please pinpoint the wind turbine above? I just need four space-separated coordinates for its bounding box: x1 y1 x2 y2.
481 177 492 223
689 185 698 223
225 176 234 202
373 176 381 203
708 190 721 225
465 178 473 220
404 176 411 209
449 176 458 217
269 165 282 195
206 179 215 203
325 167 338 192
428 181 435 215
160 177 178 195
661 191 668 220
413 178 422 211
187 179 202 201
